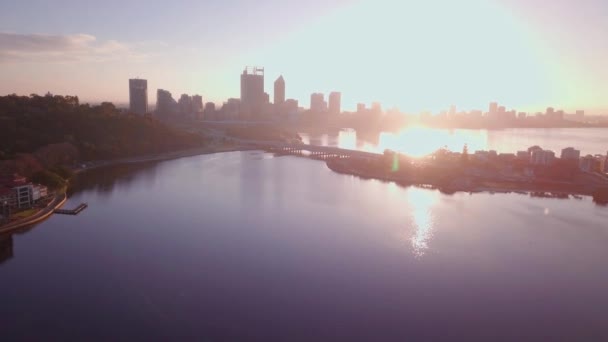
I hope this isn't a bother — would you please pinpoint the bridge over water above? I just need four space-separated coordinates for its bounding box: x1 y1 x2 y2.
249 141 382 161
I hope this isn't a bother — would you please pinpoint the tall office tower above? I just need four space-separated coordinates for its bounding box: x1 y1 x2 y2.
274 76 285 105
178 94 193 115
240 66 265 117
310 93 325 112
328 92 341 115
156 89 177 115
129 79 148 114
192 95 203 113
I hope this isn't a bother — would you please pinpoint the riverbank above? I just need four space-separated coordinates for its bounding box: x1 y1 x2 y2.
326 158 608 204
0 193 67 234
74 143 254 173
1 144 254 233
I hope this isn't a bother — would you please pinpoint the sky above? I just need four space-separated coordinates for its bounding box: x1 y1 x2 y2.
0 0 607 114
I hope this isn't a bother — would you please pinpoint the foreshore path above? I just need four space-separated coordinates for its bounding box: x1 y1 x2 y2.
0 193 67 234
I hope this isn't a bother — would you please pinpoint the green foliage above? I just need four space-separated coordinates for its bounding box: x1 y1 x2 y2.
0 94 204 161
51 165 74 179
31 170 66 190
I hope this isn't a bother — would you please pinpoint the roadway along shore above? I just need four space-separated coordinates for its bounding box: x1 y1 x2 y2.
74 143 256 173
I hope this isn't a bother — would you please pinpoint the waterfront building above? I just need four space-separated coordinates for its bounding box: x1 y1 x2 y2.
579 155 597 172
129 78 148 115
274 76 285 106
310 93 325 112
561 147 581 160
531 150 555 165
328 92 341 115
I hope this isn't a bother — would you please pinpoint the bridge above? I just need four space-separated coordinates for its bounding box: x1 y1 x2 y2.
247 141 382 161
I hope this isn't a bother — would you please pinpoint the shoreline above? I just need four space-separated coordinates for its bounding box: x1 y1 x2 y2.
325 158 608 204
74 144 255 173
1 144 255 233
0 193 67 234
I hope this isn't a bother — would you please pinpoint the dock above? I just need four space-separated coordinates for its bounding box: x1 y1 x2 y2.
54 203 88 215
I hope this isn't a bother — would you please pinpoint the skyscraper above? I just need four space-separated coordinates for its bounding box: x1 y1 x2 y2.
156 89 177 116
310 93 325 112
328 92 341 115
178 94 193 115
240 66 265 117
192 95 203 113
274 76 285 105
129 79 148 114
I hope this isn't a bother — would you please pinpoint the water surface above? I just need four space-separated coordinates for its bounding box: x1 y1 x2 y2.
1 151 607 341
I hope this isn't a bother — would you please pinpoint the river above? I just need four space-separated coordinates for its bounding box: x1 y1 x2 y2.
300 127 608 157
1 130 608 340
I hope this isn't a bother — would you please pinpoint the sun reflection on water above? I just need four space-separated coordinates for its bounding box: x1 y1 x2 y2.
407 188 439 257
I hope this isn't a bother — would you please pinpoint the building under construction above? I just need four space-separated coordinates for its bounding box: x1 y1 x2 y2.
240 66 265 118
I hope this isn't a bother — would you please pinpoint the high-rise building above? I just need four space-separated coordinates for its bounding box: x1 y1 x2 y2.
371 102 382 113
489 102 498 115
156 89 177 116
328 92 341 115
274 76 285 105
192 95 203 113
240 66 265 117
178 94 193 115
561 147 581 160
357 103 366 113
310 93 325 112
129 79 148 114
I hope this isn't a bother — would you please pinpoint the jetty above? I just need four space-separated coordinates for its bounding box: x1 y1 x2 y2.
54 203 88 215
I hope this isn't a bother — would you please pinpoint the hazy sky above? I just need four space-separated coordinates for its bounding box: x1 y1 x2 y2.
1 0 606 113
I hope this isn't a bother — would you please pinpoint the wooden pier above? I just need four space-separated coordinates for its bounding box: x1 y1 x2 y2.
54 203 88 215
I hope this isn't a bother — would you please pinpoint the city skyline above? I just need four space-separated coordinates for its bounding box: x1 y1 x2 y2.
1 0 608 114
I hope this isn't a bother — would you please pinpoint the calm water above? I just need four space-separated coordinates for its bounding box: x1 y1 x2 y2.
301 127 608 157
1 151 608 341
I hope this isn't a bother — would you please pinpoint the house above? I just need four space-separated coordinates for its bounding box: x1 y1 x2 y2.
0 174 34 209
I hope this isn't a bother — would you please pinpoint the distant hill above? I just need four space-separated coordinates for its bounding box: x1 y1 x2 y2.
0 94 205 163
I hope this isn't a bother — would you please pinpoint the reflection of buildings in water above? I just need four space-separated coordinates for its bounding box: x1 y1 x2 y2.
0 234 14 265
356 130 381 147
